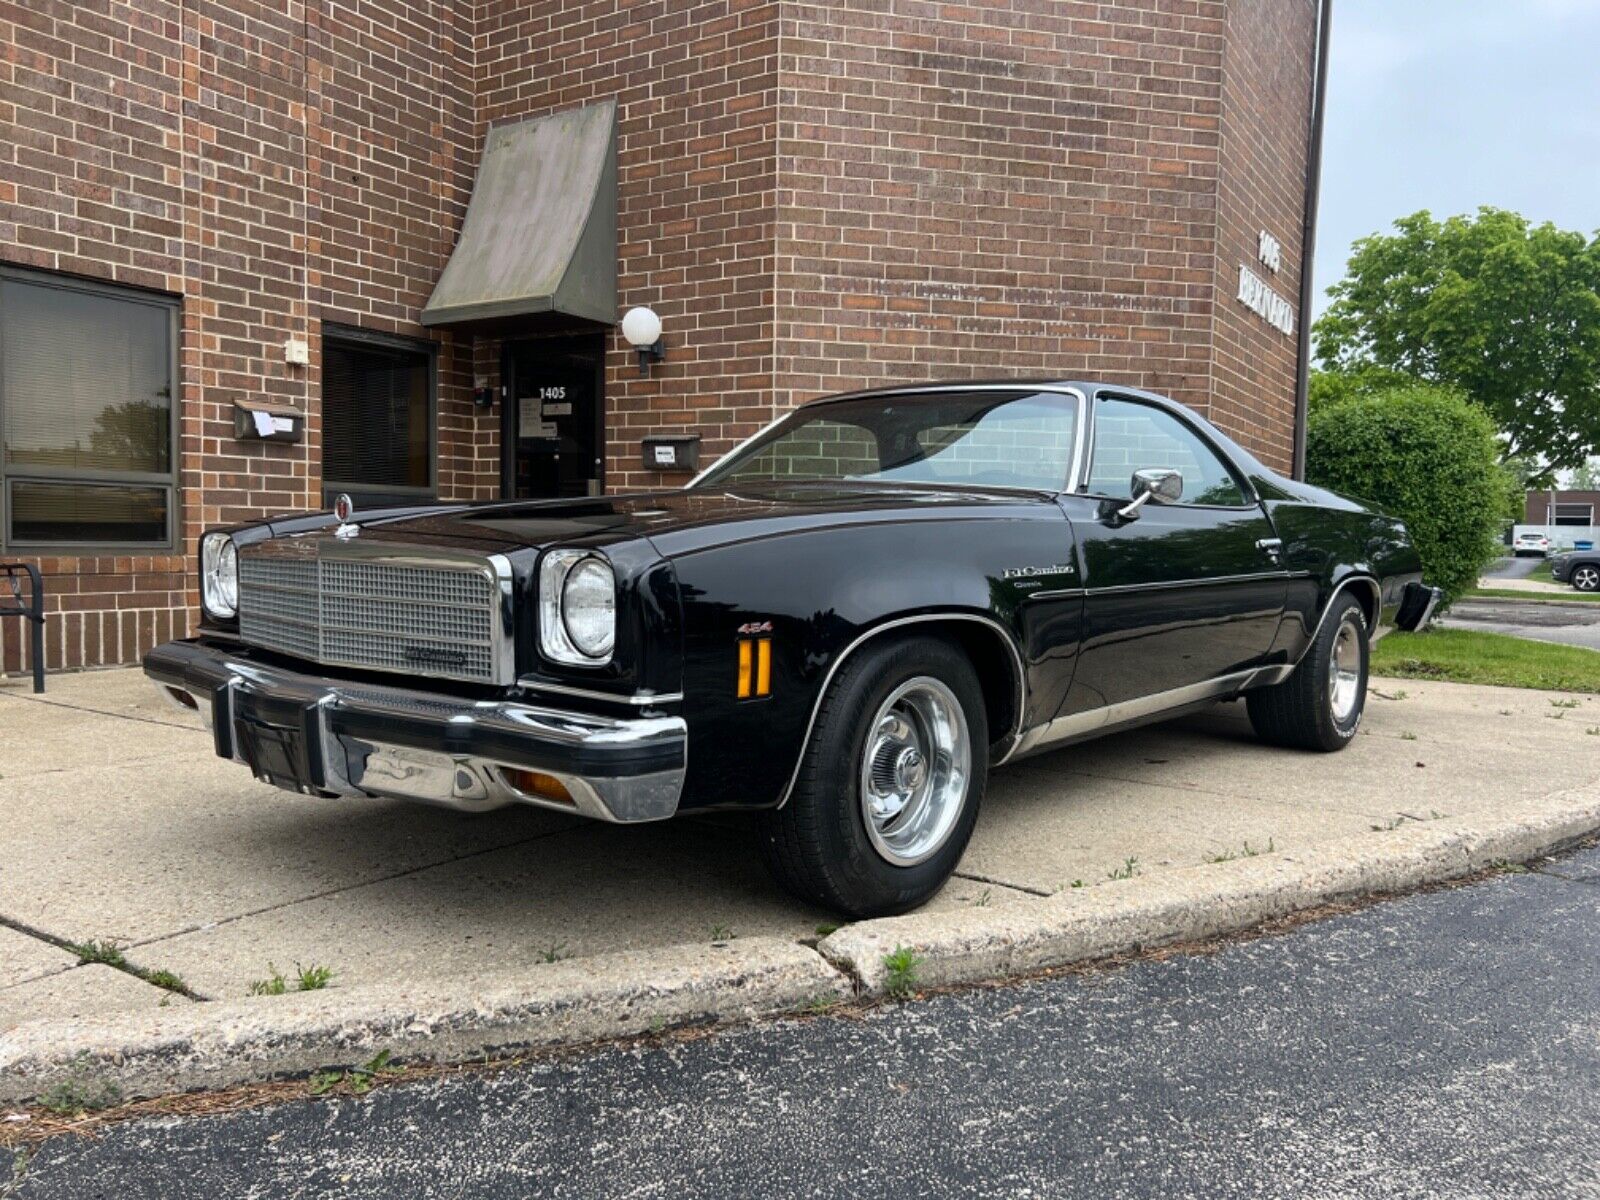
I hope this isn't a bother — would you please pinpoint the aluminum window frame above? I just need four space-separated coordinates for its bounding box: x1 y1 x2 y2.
320 323 439 507
0 265 181 554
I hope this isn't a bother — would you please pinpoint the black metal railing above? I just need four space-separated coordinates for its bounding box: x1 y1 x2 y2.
1 562 45 694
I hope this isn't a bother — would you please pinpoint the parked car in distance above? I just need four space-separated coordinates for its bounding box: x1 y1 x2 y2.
1551 549 1600 592
1513 532 1552 557
145 382 1441 917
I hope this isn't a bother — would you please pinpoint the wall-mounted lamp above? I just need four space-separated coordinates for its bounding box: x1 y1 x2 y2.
621 306 666 376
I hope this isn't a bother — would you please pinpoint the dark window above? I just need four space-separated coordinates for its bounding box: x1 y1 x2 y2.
1552 503 1593 527
0 269 177 549
322 330 435 505
1087 397 1249 507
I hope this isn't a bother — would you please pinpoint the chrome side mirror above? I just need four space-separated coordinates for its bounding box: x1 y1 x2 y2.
1117 468 1183 519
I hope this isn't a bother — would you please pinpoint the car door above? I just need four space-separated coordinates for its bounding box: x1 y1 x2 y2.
1055 393 1287 722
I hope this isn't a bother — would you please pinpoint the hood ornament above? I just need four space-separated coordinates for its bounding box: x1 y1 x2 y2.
333 493 360 539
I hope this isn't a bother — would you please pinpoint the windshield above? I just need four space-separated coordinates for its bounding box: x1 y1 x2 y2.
692 390 1081 492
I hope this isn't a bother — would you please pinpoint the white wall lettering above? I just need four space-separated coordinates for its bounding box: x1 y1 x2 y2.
1237 265 1295 336
1257 230 1283 273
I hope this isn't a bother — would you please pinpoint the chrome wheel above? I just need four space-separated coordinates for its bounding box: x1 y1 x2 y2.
859 676 971 867
1328 617 1363 725
1575 566 1600 592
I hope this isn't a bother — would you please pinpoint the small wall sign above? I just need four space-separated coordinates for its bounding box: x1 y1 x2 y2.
641 433 700 472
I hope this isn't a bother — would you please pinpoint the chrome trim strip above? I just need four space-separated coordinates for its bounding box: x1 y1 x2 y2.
1012 667 1271 757
1085 570 1290 597
1104 571 1284 595
488 552 516 687
776 612 1029 808
1292 575 1382 663
1416 586 1441 628
515 678 685 707
1021 587 1087 602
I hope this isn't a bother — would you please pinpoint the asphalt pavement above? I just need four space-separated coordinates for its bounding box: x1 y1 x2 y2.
12 844 1600 1200
1446 597 1600 651
1481 555 1544 580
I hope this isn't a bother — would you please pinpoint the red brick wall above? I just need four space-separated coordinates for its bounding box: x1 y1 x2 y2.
473 0 781 491
775 1 1223 420
2 0 1317 674
1524 491 1600 525
1210 0 1316 468
0 0 492 673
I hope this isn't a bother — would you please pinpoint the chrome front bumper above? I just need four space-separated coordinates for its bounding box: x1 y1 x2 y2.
144 639 686 823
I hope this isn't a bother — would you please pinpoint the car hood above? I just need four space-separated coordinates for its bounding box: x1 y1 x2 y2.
309 482 1051 558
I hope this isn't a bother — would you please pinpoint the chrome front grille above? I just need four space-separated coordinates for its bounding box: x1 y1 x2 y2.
237 542 508 685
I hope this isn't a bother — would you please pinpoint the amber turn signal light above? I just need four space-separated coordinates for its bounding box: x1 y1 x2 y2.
736 637 772 699
500 768 576 807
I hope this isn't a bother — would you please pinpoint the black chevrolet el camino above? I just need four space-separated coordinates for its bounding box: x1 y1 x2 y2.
146 383 1441 916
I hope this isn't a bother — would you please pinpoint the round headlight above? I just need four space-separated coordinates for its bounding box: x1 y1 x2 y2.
561 557 616 658
201 533 238 619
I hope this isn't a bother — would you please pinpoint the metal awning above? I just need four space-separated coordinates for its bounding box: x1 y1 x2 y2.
421 100 617 331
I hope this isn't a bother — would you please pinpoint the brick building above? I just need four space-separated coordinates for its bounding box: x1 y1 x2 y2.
1 0 1328 674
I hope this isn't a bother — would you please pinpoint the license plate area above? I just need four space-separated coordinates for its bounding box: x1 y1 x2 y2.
235 717 316 793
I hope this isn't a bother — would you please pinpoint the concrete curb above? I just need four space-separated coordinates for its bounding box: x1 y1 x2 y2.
0 938 850 1105
3 788 1596 1106
818 789 1600 993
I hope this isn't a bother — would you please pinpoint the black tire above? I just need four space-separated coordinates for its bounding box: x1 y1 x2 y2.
757 634 987 918
1246 594 1369 752
1572 564 1600 592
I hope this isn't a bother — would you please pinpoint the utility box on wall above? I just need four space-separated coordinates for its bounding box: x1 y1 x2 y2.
233 400 303 444
641 434 700 473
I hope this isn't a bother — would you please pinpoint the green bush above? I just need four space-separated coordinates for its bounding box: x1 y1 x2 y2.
1307 385 1505 605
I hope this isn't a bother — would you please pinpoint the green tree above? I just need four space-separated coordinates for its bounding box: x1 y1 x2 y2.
1307 384 1506 605
1315 208 1600 473
1570 458 1600 490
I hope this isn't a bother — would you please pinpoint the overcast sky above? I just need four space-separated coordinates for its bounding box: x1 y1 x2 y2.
1312 0 1600 317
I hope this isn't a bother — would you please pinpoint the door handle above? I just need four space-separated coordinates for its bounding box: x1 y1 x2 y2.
1256 537 1283 562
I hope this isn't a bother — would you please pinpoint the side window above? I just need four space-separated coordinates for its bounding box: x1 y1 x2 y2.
1086 397 1249 507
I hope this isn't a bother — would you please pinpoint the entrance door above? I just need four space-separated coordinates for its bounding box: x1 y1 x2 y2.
503 334 604 499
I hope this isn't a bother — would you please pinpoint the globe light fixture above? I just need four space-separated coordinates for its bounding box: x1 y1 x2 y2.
621 305 665 376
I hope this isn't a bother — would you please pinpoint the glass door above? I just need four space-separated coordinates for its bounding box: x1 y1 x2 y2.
502 334 604 499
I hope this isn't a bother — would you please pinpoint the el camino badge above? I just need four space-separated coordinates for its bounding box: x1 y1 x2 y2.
1002 563 1075 580
404 646 469 669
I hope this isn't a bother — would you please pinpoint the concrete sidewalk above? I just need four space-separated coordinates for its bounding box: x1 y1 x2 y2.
3 665 1597 1041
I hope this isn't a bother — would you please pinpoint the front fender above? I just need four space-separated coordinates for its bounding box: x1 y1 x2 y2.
667 509 1077 810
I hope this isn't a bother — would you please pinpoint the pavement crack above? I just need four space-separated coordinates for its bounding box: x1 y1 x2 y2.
0 690 201 734
125 823 588 954
0 914 210 1002
952 870 1052 897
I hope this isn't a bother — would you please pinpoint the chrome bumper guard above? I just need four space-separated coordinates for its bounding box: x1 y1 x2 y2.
1395 582 1444 632
144 639 686 823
